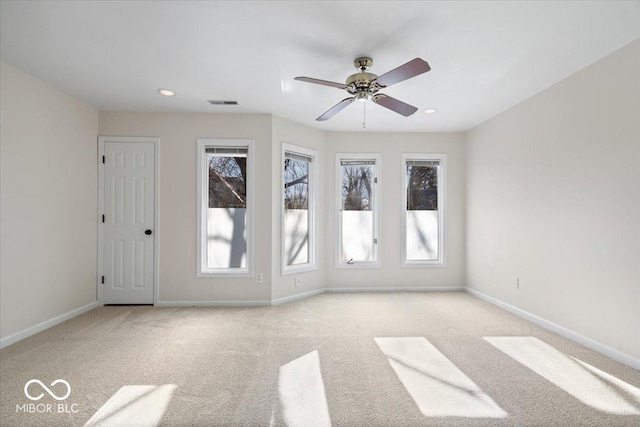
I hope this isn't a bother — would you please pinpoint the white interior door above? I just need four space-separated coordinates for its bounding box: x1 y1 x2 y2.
102 140 155 304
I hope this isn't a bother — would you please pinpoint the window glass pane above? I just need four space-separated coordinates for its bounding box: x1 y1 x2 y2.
206 153 247 269
406 163 439 261
342 165 373 211
341 164 374 262
406 165 438 210
284 157 310 266
208 155 247 208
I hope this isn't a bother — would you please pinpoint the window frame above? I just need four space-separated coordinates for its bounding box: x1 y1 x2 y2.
196 138 254 277
335 153 381 268
281 143 318 275
401 153 447 267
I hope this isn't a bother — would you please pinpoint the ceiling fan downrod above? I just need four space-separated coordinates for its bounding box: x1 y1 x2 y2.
354 57 373 72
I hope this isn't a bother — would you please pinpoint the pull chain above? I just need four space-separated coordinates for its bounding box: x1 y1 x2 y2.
362 102 366 130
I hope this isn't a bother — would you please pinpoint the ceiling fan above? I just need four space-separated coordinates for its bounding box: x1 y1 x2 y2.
295 57 431 121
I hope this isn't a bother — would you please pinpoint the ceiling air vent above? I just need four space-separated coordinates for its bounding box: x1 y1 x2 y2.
208 100 238 105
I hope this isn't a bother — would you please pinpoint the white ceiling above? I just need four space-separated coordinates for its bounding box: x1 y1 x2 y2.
1 1 639 132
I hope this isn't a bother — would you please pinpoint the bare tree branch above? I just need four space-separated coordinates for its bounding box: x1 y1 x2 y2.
209 166 245 205
284 174 308 188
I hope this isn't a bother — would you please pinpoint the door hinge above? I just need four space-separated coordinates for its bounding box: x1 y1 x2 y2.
102 214 105 223
374 238 378 244
101 276 104 284
374 177 378 184
102 155 105 164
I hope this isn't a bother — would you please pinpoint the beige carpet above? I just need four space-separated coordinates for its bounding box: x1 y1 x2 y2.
1 291 639 426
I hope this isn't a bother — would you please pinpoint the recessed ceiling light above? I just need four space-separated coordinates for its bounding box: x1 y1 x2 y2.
424 108 438 114
157 88 175 97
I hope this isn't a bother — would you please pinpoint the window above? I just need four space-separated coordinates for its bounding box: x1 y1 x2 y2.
197 139 253 276
282 143 317 274
336 154 380 267
402 154 446 266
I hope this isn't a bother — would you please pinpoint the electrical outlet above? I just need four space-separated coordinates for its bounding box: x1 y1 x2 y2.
256 273 263 283
514 277 519 289
295 277 301 287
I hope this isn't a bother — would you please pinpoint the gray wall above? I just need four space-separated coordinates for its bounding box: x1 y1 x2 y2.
465 39 640 359
0 62 99 338
271 115 326 301
324 132 466 289
99 111 273 303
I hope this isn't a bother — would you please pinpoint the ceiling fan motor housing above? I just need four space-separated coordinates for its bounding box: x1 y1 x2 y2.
346 57 382 98
345 71 382 97
346 72 378 87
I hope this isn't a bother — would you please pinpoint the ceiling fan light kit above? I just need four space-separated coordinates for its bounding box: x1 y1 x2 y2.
295 57 431 121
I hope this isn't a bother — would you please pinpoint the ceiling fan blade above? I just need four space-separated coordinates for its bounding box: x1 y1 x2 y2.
295 76 347 89
374 58 431 87
316 97 355 121
373 94 418 117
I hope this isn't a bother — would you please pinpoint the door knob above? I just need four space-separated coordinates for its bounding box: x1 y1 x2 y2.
145 229 152 235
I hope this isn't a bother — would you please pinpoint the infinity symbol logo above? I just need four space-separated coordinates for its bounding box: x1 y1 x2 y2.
24 379 71 401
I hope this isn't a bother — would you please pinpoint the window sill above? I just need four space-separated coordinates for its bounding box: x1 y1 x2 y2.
335 262 380 269
402 260 446 268
282 264 318 276
197 270 253 278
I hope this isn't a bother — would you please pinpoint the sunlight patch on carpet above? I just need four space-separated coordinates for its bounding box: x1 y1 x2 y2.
84 384 177 427
278 350 331 427
485 336 640 415
375 337 507 418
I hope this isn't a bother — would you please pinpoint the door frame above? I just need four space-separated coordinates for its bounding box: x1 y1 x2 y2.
97 136 160 305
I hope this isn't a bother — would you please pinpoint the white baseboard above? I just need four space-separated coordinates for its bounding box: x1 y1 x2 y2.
5 289 636 371
156 300 271 307
0 301 99 349
464 287 640 371
271 288 325 306
326 286 465 293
